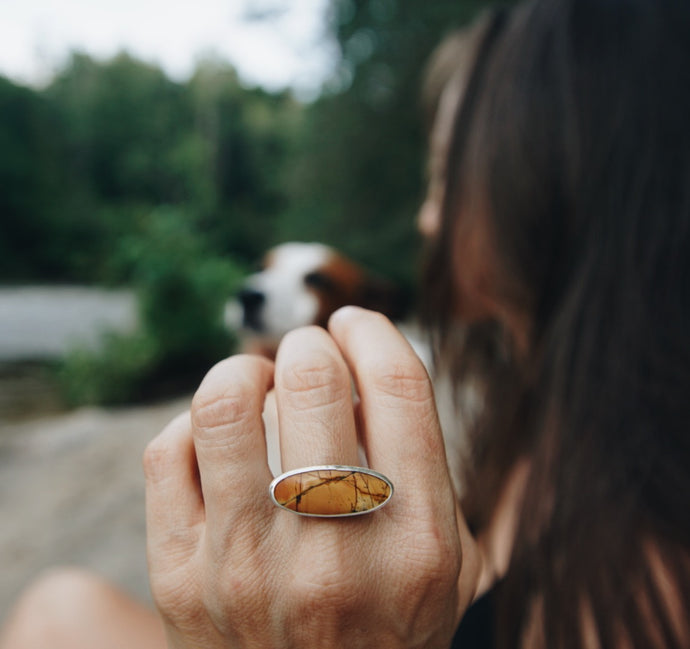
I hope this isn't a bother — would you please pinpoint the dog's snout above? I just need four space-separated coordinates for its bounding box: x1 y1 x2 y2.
238 287 265 331
238 287 265 310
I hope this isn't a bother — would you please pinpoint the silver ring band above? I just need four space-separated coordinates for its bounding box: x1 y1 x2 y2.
269 465 394 517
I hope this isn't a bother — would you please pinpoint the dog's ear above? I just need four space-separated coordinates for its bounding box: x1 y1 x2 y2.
359 276 410 322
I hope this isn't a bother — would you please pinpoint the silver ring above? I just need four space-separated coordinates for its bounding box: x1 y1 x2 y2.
269 465 394 517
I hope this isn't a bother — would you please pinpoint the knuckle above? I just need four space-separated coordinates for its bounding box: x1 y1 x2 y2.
400 528 460 592
142 411 192 482
289 563 356 613
202 563 273 635
142 435 175 483
278 353 348 411
192 392 255 437
285 539 361 613
288 535 354 613
150 568 202 624
392 548 459 642
191 395 259 460
368 359 433 404
213 568 263 615
191 355 271 442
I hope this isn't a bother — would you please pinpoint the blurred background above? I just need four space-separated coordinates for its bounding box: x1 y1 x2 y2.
0 0 502 620
0 0 503 410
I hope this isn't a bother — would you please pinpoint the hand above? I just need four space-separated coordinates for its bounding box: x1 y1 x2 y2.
144 307 482 648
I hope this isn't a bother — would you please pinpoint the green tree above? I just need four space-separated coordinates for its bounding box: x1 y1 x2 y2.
46 52 191 205
0 76 68 279
186 60 303 265
58 206 244 405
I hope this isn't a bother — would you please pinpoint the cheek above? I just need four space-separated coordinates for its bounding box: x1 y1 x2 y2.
451 221 497 322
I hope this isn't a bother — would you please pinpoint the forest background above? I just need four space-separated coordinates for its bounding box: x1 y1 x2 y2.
0 0 499 405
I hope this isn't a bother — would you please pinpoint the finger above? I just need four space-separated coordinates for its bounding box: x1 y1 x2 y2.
274 326 359 470
328 307 453 505
190 355 274 528
144 411 203 564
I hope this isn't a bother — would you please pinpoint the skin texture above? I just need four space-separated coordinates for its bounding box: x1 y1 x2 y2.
143 307 482 649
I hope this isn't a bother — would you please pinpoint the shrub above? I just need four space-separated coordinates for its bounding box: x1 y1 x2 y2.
58 206 245 406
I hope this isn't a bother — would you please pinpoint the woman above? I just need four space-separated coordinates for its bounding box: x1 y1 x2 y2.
424 0 690 645
2 0 688 647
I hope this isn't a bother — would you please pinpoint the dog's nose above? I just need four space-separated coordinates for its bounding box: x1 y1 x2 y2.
238 288 266 331
238 288 265 310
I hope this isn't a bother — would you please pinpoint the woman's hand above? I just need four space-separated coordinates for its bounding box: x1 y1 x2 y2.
143 306 481 649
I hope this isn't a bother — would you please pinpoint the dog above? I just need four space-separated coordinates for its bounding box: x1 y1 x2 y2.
226 241 412 360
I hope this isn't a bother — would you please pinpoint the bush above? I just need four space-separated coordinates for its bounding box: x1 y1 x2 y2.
57 332 158 406
58 206 245 406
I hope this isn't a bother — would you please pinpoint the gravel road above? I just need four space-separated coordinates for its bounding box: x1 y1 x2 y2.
0 397 190 625
0 287 186 624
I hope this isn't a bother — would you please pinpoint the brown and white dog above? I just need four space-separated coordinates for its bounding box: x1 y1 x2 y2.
226 242 412 360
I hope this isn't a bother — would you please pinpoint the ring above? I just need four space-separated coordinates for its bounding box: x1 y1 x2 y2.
269 465 394 517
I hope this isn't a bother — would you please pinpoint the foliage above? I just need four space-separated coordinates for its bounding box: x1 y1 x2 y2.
0 2 505 287
58 207 243 406
57 332 158 406
0 77 68 279
127 206 242 363
3 0 506 405
45 53 189 206
1 52 301 284
185 60 303 264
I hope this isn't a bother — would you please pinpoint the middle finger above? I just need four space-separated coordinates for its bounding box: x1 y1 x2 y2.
274 326 359 470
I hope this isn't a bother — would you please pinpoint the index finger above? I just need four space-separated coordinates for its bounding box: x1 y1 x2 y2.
191 355 275 531
328 307 454 512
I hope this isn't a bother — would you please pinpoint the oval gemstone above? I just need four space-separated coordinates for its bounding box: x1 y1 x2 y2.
270 467 393 517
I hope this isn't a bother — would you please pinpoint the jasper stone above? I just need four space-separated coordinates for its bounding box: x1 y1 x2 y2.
271 467 393 517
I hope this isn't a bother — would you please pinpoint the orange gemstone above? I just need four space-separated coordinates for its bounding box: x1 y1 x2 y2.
271 467 393 517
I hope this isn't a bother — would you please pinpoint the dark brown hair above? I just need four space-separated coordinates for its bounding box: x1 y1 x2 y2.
426 0 690 646
423 5 525 532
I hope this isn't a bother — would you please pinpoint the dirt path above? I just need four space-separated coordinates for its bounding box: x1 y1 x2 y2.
0 396 190 624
